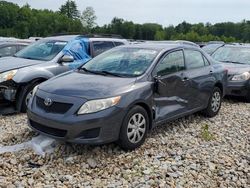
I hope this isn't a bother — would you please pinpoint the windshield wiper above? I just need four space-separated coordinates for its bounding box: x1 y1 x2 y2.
100 71 125 77
80 68 133 77
80 67 106 75
221 60 245 65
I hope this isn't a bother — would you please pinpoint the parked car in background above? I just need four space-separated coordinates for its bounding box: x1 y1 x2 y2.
27 43 227 150
0 37 39 44
202 42 225 55
0 35 128 113
212 44 250 101
0 42 29 58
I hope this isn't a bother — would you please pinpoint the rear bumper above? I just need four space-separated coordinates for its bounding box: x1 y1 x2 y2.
27 106 126 145
226 80 250 97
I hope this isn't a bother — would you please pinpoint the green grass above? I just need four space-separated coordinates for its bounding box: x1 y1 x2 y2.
201 124 215 141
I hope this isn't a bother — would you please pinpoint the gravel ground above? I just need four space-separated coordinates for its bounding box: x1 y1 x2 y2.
0 99 249 188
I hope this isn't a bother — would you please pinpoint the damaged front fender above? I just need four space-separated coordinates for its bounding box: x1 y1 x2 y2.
0 80 19 102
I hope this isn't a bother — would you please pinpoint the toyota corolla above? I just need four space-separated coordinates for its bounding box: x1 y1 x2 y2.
27 43 227 150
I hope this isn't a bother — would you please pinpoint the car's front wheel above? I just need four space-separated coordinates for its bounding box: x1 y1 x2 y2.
118 106 149 150
203 87 222 117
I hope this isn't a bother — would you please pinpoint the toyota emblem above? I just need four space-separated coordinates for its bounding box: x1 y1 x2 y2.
44 98 53 106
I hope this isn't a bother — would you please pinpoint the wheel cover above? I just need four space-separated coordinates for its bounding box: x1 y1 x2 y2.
211 91 221 112
127 113 146 144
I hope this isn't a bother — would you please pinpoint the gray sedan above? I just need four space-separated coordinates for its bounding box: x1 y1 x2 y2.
27 43 227 150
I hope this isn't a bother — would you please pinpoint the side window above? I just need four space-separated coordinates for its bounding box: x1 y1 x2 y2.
0 46 17 57
92 41 115 57
114 42 124 46
155 50 185 76
185 50 205 69
203 56 210 66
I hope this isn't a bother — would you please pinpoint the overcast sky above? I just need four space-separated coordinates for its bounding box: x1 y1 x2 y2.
7 0 250 26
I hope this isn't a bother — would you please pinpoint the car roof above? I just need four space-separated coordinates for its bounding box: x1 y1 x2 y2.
89 38 128 43
42 35 80 42
0 42 30 46
145 40 200 47
122 43 200 52
43 35 128 43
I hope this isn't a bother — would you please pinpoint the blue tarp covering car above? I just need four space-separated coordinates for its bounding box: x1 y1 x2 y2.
63 37 92 69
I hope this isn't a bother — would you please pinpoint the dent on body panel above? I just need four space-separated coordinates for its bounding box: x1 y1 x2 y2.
118 81 153 108
155 104 185 121
153 96 186 121
188 69 214 104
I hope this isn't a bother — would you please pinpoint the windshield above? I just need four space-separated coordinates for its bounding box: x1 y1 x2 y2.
212 46 250 64
81 47 158 77
15 40 67 61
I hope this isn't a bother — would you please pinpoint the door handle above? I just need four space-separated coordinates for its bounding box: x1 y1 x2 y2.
209 70 213 74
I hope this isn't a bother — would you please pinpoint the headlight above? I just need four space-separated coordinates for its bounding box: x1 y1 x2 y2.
0 70 18 83
77 96 121 115
231 72 250 81
32 85 39 97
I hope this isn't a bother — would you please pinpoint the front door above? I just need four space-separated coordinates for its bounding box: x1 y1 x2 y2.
153 50 191 122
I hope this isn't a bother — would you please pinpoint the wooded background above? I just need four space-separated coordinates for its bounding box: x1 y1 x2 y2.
1 0 250 42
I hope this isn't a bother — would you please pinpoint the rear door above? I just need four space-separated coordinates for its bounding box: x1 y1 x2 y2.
183 49 214 109
153 50 192 122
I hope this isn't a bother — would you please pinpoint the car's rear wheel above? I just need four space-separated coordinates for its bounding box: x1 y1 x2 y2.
202 87 222 117
17 82 41 113
118 106 149 150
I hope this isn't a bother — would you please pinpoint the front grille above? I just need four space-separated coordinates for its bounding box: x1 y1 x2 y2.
36 96 73 114
30 120 67 137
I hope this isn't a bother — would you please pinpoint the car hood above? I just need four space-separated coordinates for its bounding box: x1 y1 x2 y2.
39 71 137 100
0 56 44 73
220 62 250 75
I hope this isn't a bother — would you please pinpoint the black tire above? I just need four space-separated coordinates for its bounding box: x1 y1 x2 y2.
202 87 222 117
246 92 250 103
118 106 149 150
17 82 40 113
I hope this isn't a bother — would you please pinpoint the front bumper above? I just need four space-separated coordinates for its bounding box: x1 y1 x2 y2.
226 80 250 97
27 91 126 145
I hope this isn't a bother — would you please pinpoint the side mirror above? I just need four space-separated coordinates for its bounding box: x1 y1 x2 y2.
60 55 74 63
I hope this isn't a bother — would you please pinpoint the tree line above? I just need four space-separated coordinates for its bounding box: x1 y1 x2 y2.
1 0 250 42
